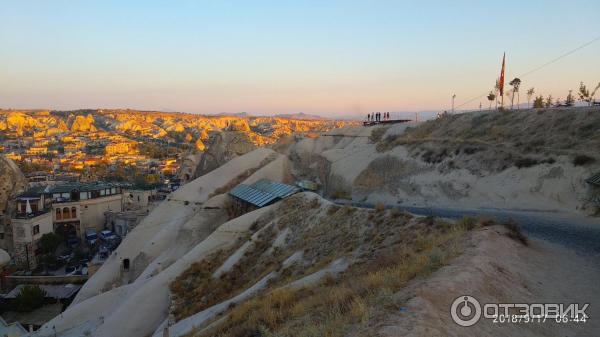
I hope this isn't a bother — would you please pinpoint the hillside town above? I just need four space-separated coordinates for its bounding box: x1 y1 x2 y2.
0 109 353 332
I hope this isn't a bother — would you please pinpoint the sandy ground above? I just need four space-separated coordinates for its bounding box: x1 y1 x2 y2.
377 227 600 337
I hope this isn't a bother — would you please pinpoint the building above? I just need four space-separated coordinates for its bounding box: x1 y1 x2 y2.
9 183 124 269
586 172 600 205
11 187 54 269
228 179 299 217
50 183 123 240
0 316 27 337
105 209 148 237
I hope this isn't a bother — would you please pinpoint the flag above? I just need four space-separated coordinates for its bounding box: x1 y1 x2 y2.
498 53 506 96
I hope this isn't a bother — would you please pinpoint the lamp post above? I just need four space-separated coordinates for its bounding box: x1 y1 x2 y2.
452 94 456 113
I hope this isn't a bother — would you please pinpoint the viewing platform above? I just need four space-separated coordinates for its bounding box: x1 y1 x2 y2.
363 119 412 126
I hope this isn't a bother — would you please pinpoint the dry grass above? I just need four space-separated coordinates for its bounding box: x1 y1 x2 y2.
191 213 470 337
369 126 389 143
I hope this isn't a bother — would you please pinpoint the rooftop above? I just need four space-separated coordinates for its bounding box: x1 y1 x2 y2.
17 182 123 198
586 172 600 187
3 284 82 300
229 179 300 208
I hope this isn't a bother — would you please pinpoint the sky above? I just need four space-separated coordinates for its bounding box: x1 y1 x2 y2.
1 0 600 118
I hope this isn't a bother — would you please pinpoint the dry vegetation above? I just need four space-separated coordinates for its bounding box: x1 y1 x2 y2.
169 194 526 337
376 107 600 172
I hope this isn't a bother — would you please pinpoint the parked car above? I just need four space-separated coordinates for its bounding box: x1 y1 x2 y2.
98 245 110 259
85 228 98 246
58 252 74 263
99 230 117 242
65 265 77 274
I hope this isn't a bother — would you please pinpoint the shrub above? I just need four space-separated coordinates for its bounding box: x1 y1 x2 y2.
573 155 595 166
514 157 539 168
374 202 385 212
502 219 528 245
14 285 47 312
369 127 389 143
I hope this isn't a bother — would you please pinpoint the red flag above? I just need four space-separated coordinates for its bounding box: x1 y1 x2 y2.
498 53 505 96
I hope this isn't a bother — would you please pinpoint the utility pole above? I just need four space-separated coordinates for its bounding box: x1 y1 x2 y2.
452 94 456 113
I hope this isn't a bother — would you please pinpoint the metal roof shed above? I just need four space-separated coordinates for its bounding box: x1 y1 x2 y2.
252 179 300 199
586 172 600 187
229 184 278 207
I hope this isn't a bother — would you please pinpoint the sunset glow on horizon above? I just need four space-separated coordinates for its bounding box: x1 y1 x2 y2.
2 1 599 117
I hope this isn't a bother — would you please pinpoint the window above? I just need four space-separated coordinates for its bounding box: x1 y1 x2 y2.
56 208 62 220
71 207 77 218
63 207 71 219
33 225 40 235
111 187 116 194
100 189 106 196
80 192 89 200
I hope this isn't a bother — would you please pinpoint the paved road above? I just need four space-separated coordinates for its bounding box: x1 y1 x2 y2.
336 200 600 255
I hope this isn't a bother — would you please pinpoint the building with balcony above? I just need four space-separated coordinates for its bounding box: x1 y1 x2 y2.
11 188 53 269
10 183 124 269
50 183 123 240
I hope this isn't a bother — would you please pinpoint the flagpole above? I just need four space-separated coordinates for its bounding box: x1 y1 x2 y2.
499 52 506 109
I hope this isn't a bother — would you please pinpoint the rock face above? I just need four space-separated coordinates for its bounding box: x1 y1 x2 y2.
70 114 97 132
0 156 27 252
195 132 259 178
0 155 27 215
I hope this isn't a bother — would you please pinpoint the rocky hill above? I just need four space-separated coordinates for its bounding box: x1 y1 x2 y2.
0 155 27 215
289 107 600 214
31 107 600 337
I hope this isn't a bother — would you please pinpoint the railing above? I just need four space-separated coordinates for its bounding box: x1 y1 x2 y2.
13 209 51 219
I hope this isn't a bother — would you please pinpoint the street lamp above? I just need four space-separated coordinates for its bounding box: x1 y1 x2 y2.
452 94 456 113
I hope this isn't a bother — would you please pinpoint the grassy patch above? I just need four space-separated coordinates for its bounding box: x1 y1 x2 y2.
191 217 469 337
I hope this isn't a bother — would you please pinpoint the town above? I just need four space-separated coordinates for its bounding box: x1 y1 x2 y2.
0 108 351 332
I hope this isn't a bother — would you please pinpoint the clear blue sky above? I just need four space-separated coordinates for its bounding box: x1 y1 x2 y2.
1 0 599 117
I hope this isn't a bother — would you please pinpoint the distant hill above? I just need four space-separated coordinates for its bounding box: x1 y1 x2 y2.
274 112 327 120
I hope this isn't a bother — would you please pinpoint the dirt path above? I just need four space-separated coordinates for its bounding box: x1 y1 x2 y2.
376 226 600 337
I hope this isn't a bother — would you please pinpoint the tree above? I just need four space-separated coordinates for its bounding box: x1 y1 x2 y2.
578 82 590 105
578 81 600 106
526 88 535 108
509 78 522 109
533 95 544 108
565 90 575 107
545 95 553 108
14 285 47 312
487 91 496 110
38 233 62 255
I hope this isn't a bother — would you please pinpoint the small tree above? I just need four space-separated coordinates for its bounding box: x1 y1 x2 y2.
14 285 47 312
565 90 575 107
487 91 496 110
578 82 591 105
545 95 553 108
526 88 535 108
509 78 522 109
38 233 62 255
533 95 544 108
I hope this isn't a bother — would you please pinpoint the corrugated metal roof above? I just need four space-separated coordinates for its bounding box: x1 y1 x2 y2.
586 172 600 187
230 184 278 207
252 179 300 199
229 180 300 207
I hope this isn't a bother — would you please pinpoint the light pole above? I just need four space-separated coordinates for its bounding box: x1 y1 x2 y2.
452 94 456 113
